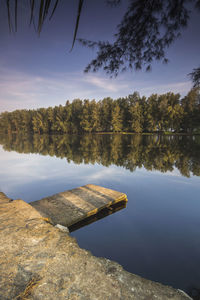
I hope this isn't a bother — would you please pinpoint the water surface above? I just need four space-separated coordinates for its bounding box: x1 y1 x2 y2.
0 134 200 297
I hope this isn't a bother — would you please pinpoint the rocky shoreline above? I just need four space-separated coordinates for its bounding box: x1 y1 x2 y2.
0 192 192 300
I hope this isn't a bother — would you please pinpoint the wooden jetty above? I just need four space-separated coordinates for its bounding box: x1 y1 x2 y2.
30 184 128 228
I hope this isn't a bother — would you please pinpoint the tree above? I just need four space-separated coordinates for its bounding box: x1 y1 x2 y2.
165 93 183 132
53 105 71 133
128 99 143 133
3 0 200 87
145 94 159 132
189 67 200 88
70 99 83 133
99 98 113 132
89 100 100 132
111 102 122 132
32 109 45 134
181 87 200 132
0 89 199 134
80 0 200 86
117 96 130 131
80 100 92 132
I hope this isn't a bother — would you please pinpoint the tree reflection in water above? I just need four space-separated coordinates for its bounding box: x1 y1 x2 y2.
0 133 200 177
1 133 200 298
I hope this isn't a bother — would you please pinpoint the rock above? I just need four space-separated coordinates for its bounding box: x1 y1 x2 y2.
55 224 70 233
0 192 191 300
178 290 193 299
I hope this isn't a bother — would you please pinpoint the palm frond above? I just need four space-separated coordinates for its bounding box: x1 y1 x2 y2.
29 0 35 25
49 0 59 20
70 0 84 52
6 0 12 33
43 0 52 20
38 0 45 34
15 0 17 32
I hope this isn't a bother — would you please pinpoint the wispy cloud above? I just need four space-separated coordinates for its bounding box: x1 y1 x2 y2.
0 68 130 112
0 67 192 113
82 75 129 92
83 167 125 182
140 81 192 96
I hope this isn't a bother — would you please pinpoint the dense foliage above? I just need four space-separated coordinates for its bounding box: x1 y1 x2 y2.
0 89 200 134
0 133 200 178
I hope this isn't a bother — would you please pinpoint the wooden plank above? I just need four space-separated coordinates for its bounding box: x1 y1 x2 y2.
30 184 127 227
68 200 127 232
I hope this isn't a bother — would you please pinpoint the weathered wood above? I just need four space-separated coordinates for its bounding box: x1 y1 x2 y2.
68 200 127 232
30 184 127 227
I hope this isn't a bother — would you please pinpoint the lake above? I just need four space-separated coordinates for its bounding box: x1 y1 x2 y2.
0 133 200 298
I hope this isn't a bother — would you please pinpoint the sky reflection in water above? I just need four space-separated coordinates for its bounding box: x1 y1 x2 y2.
0 134 200 295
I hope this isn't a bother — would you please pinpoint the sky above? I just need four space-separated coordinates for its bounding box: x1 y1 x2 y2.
0 0 200 113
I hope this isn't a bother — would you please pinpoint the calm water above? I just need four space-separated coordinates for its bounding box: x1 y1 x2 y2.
0 134 200 297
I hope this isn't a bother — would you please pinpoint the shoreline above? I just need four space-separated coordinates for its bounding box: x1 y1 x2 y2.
1 131 200 136
0 191 192 300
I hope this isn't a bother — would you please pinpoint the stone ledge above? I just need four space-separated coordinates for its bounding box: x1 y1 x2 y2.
0 192 191 300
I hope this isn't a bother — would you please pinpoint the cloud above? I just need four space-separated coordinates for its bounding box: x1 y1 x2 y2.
0 69 53 112
83 167 124 182
140 81 192 96
0 68 130 112
0 66 193 113
82 75 129 92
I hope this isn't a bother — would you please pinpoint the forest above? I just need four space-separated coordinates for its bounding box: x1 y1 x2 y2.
0 133 200 178
0 88 200 134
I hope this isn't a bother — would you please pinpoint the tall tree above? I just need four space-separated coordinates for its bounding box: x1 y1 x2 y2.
90 100 100 132
70 99 83 133
111 102 122 132
32 110 44 134
99 98 113 132
181 88 200 132
0 89 199 134
128 100 143 133
165 93 183 132
80 100 93 132
145 94 159 132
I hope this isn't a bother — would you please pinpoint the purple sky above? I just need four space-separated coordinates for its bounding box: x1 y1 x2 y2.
0 0 200 112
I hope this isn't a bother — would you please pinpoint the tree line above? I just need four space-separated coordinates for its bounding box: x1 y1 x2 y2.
0 88 200 134
0 133 199 178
